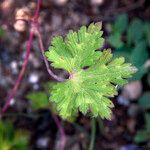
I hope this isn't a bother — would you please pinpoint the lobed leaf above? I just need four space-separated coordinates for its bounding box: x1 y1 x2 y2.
46 23 137 120
45 22 104 72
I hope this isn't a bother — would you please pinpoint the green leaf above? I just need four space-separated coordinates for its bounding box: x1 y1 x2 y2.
13 130 29 150
0 121 14 142
43 82 56 93
0 27 5 38
27 92 49 110
108 32 124 48
134 129 150 143
114 13 128 33
46 23 137 120
130 41 148 67
147 73 150 87
144 22 150 47
131 66 147 80
127 19 144 46
114 46 131 62
45 22 104 72
145 113 150 130
134 113 150 143
130 41 148 80
139 93 150 110
0 121 29 150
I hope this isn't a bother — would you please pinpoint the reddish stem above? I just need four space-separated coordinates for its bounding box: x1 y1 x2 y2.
36 29 65 82
52 114 66 150
0 0 41 116
33 0 41 21
1 0 66 150
35 24 66 150
1 31 33 116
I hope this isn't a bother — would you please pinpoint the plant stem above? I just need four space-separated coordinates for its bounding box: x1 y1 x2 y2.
0 31 33 117
88 118 96 150
52 114 66 150
0 0 41 118
36 29 65 82
97 117 104 135
0 1 66 149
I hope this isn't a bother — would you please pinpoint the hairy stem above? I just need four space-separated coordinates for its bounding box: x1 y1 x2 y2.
88 118 96 150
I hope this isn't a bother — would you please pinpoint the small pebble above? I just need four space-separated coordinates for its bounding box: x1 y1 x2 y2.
122 81 142 100
91 0 104 6
121 145 140 150
127 104 141 118
33 83 40 90
10 98 15 106
36 137 49 149
54 0 68 6
28 73 39 84
10 61 19 74
117 95 130 106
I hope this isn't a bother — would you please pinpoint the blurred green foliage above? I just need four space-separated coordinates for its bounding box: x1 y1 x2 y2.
138 92 150 110
108 14 150 80
0 27 5 38
27 91 49 110
26 82 76 122
0 121 29 150
134 113 150 143
26 82 57 112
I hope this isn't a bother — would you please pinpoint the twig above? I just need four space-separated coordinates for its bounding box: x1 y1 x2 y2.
0 31 33 117
0 0 41 117
34 18 66 150
52 114 66 150
88 118 96 150
1 1 66 150
35 29 65 82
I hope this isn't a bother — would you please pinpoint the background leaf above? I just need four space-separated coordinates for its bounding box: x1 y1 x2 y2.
134 129 150 143
144 23 150 47
113 13 128 33
138 93 150 110
108 32 123 48
27 92 49 110
0 27 5 38
130 41 148 67
127 19 144 46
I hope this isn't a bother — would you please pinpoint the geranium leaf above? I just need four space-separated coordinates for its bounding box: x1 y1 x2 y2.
46 23 137 120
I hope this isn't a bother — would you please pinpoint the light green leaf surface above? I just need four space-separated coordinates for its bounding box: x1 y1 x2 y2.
46 23 137 120
45 22 104 72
